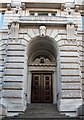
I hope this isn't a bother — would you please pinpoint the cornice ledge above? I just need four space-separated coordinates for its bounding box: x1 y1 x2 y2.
10 16 76 26
18 16 67 25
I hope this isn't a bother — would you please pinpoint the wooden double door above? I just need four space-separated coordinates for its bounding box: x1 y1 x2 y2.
31 73 53 103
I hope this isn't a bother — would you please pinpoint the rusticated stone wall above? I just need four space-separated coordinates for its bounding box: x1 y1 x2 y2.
0 0 84 117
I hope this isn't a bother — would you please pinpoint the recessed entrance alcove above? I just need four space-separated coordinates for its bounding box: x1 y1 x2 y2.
27 36 61 107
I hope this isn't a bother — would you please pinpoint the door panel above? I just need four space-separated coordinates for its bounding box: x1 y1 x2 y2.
32 74 41 103
31 73 53 103
44 75 52 102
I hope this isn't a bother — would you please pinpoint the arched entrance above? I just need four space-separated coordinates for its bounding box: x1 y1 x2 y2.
27 36 61 104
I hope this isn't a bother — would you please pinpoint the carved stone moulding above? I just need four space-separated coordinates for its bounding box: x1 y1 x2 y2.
8 21 19 42
75 5 79 12
7 4 11 11
65 5 72 15
61 4 65 11
8 22 12 30
11 0 21 8
39 26 47 37
66 39 76 44
21 3 26 10
66 21 77 43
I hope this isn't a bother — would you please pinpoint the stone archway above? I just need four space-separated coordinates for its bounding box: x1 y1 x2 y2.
27 36 61 105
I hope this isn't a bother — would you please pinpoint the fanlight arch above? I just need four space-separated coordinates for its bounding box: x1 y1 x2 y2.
28 36 58 65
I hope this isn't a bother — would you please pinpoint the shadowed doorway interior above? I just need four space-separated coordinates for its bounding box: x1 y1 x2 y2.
27 36 61 104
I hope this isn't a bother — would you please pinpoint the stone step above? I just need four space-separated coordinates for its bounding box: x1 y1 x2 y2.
21 104 66 117
2 116 81 120
2 104 82 120
19 113 67 117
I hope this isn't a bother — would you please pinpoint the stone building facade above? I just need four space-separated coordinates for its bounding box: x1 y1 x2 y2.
0 0 84 118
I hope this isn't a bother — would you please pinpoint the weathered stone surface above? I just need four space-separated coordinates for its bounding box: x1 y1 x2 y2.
20 38 28 45
28 29 36 38
60 46 78 51
56 39 65 46
67 24 76 40
60 51 78 57
0 91 2 98
82 91 84 98
0 51 6 55
61 76 80 83
23 34 31 41
80 62 84 66
79 56 84 61
31 29 39 36
61 69 79 76
81 73 84 77
0 66 4 71
7 57 24 62
0 73 3 78
82 79 84 84
19 29 28 34
7 105 24 112
0 78 2 84
4 69 23 75
60 57 79 63
3 98 22 104
0 84 2 90
5 63 24 68
19 34 24 38
47 29 58 38
62 90 81 98
7 51 24 55
64 40 77 46
61 64 79 69
0 0 84 118
62 83 81 89
3 82 22 89
77 104 84 116
79 51 84 56
1 33 8 40
60 99 82 112
7 45 25 49
0 104 7 119
0 46 6 51
3 76 23 82
3 90 22 97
